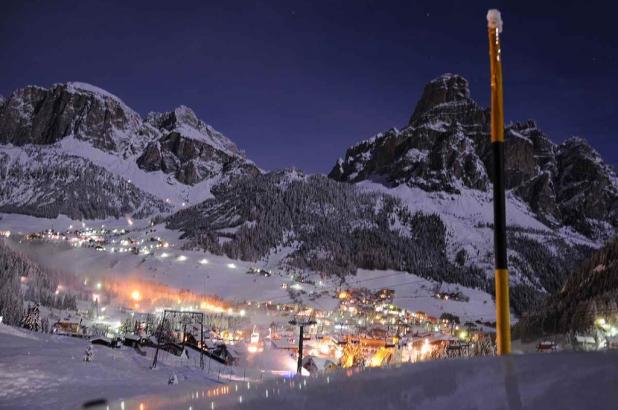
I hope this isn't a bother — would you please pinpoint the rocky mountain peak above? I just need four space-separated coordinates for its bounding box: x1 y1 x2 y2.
330 73 618 240
409 73 473 125
145 105 240 157
63 82 137 112
138 107 258 186
0 82 149 154
146 105 198 132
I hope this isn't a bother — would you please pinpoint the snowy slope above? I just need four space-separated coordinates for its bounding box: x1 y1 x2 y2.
98 351 618 410
0 324 219 410
359 181 598 270
2 214 498 323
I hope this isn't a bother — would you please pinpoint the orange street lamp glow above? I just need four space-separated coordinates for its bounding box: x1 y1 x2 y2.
131 290 141 301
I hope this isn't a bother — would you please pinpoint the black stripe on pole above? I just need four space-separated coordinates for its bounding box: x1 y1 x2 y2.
297 325 304 374
492 141 508 269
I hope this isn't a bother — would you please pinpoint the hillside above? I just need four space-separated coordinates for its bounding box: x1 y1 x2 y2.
516 236 618 339
167 169 487 288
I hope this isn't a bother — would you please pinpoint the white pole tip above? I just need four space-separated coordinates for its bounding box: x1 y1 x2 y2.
487 9 503 33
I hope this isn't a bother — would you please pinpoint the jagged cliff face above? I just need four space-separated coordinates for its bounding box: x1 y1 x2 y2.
0 82 259 219
0 83 151 155
137 106 259 185
330 74 618 240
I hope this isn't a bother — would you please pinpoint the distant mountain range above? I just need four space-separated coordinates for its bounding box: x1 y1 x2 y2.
1 75 616 315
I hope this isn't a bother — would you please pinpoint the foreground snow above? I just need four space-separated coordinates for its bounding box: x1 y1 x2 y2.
104 351 618 410
0 324 220 410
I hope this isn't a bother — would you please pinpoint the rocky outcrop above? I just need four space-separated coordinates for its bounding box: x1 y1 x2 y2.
330 74 491 193
514 171 560 224
330 74 618 239
409 74 485 127
145 106 240 156
555 137 618 238
0 82 259 218
0 83 152 155
138 106 260 185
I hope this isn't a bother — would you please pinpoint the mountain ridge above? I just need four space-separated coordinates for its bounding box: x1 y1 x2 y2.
0 81 260 218
1 76 614 315
329 73 618 241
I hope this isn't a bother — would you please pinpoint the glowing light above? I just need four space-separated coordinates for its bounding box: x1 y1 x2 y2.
177 255 187 262
127 218 134 226
239 309 246 317
421 338 431 355
131 290 141 301
199 258 209 265
338 291 349 299
160 252 169 258
227 263 237 269
96 282 102 290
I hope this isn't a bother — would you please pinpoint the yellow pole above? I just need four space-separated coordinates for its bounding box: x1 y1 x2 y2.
487 9 511 355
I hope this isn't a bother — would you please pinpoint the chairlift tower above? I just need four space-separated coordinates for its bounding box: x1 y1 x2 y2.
289 318 317 374
152 309 204 370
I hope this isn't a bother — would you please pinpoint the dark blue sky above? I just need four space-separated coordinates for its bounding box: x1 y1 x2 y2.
1 0 617 173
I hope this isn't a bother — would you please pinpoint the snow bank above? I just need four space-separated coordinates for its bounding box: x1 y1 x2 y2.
109 351 618 410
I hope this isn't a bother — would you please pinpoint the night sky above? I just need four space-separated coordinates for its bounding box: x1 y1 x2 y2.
1 0 616 173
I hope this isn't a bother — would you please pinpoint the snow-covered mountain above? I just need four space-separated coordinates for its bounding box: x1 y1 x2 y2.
319 73 618 310
1 76 615 315
0 82 259 219
167 169 488 288
329 74 618 241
